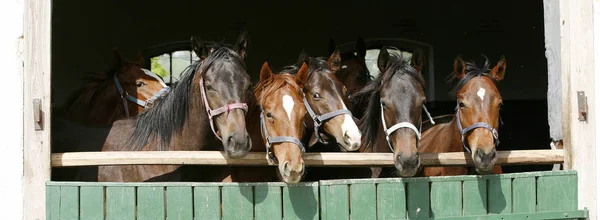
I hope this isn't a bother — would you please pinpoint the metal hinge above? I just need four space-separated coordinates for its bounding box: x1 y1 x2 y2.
577 91 588 122
33 99 42 130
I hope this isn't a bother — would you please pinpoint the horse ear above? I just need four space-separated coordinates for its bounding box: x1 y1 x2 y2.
233 27 249 59
260 61 273 82
411 49 425 73
191 36 205 59
453 56 467 79
377 47 390 73
490 56 506 81
328 48 342 72
328 38 337 55
357 36 367 59
135 50 145 65
112 48 125 69
295 62 310 87
296 50 310 67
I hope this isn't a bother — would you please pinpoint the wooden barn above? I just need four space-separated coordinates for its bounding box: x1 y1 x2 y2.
1 0 599 219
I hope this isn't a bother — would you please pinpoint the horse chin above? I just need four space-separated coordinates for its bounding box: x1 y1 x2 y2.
223 147 249 159
474 166 495 174
396 167 419 177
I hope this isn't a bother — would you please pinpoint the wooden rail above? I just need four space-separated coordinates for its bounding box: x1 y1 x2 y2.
51 149 564 167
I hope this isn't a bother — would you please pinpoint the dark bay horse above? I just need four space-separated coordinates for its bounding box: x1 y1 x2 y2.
191 28 248 60
55 49 169 125
91 47 252 182
419 56 506 176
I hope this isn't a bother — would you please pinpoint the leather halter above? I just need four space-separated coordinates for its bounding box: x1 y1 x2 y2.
114 70 171 117
455 103 502 154
303 96 353 144
198 64 248 141
380 103 435 153
260 105 305 164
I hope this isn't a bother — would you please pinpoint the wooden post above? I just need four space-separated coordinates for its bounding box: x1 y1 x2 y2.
23 0 52 219
555 0 597 218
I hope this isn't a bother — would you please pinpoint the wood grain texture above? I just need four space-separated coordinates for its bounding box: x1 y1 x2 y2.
23 0 52 220
51 150 565 167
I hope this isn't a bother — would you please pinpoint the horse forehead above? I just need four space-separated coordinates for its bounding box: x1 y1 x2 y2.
461 77 500 99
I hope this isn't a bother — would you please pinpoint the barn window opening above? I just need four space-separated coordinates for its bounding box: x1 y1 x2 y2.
150 50 200 86
361 48 412 78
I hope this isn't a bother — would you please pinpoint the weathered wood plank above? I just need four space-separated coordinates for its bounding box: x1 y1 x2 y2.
221 186 253 220
137 186 165 220
46 185 60 220
80 186 104 220
58 186 79 220
166 186 193 220
407 181 430 218
512 177 536 213
377 182 406 220
462 179 487 216
254 185 282 220
283 184 319 220
322 185 349 220
487 177 512 214
537 174 578 211
430 181 462 217
23 0 52 219
194 186 221 220
106 186 136 220
349 183 376 220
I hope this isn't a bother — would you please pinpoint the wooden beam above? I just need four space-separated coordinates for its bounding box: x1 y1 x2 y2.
51 150 564 167
23 0 52 220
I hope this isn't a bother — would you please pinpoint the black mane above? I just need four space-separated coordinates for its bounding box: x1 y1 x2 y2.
352 52 424 150
448 55 497 95
126 47 244 151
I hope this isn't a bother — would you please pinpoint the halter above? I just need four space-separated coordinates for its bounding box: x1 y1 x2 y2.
380 103 435 153
455 102 502 154
303 96 353 144
259 105 305 164
198 67 248 141
114 69 171 117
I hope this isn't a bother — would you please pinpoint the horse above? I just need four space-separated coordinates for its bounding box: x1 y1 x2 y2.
191 28 248 60
418 55 506 176
89 46 252 182
54 48 169 125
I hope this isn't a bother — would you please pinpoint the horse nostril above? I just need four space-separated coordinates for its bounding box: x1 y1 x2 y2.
283 161 291 175
489 148 497 159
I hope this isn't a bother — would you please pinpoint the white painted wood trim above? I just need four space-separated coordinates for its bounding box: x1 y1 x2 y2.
23 0 52 219
557 0 597 218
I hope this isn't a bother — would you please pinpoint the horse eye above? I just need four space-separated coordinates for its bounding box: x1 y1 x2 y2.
136 81 146 87
206 85 214 90
499 102 504 108
459 101 466 108
266 112 273 118
313 93 322 99
380 100 387 108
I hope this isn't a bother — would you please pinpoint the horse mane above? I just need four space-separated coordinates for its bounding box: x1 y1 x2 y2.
126 47 243 151
254 73 302 106
448 55 498 95
352 51 424 150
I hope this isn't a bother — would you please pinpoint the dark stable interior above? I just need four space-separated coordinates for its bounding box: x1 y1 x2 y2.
51 0 551 175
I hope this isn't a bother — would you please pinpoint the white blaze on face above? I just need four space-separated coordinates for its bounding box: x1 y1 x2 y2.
477 88 486 103
340 98 361 143
282 94 295 121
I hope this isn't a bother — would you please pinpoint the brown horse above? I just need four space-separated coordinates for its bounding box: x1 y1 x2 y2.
90 46 252 182
55 49 169 125
419 55 506 176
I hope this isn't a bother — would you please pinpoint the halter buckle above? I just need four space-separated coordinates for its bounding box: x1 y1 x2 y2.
145 99 155 108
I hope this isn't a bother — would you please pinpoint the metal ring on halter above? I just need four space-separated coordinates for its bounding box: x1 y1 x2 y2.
455 104 500 154
199 75 248 141
113 73 171 117
303 96 353 145
379 103 435 153
259 106 305 165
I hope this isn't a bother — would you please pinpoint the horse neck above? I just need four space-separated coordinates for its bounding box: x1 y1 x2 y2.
176 83 217 151
247 95 266 152
63 80 122 125
421 116 463 153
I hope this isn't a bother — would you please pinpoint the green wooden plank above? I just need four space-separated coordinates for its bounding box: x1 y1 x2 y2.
429 210 588 220
323 185 349 220
106 186 136 220
194 186 221 220
46 185 61 220
137 186 165 220
463 179 487 216
349 183 376 220
488 177 512 214
283 184 319 220
377 182 406 220
254 185 282 220
430 181 462 217
80 186 104 220
407 181 430 219
222 186 253 220
319 185 329 219
59 186 79 220
512 177 536 213
537 174 578 211
166 186 193 220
